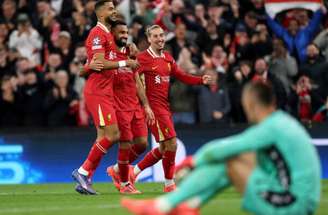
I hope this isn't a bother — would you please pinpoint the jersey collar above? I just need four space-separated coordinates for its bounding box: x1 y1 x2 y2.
147 46 164 58
96 22 110 34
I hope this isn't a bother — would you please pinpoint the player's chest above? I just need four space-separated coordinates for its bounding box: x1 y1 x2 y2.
147 60 172 76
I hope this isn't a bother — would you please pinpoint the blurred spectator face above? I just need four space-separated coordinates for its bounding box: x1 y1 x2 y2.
85 1 96 15
2 0 16 20
255 59 267 75
112 24 128 47
24 71 37 85
273 39 286 57
73 12 87 26
37 1 51 16
171 0 184 13
1 75 12 91
48 53 62 68
288 19 299 36
138 0 150 11
0 46 8 65
240 62 251 77
307 44 319 59
245 12 258 29
147 26 165 51
16 58 32 72
211 46 225 59
208 6 220 22
58 32 71 49
195 4 205 19
130 22 143 39
74 46 87 63
295 9 309 26
0 23 9 41
175 23 186 41
55 70 69 88
206 20 217 35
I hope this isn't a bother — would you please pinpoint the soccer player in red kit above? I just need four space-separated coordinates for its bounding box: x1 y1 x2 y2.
71 0 139 195
105 21 155 194
131 25 212 192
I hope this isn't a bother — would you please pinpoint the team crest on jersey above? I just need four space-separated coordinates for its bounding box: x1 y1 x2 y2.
109 51 117 60
107 114 111 123
167 63 171 72
165 127 170 134
92 37 102 50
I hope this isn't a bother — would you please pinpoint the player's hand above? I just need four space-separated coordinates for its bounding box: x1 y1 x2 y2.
127 59 140 70
144 104 155 125
127 43 139 58
89 56 104 71
202 75 213 85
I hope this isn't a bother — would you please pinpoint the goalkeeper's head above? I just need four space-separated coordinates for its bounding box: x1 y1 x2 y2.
242 81 277 124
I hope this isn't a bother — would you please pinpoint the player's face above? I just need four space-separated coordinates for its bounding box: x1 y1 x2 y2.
148 28 165 51
102 2 117 25
113 25 128 47
242 89 258 123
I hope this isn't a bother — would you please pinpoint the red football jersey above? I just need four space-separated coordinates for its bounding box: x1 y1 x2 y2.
84 22 117 97
136 47 203 115
114 48 140 111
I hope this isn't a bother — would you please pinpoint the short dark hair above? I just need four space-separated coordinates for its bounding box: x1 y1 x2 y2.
111 20 127 29
95 0 113 11
244 81 276 107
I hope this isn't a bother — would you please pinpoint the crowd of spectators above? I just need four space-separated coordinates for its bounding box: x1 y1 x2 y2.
0 0 328 127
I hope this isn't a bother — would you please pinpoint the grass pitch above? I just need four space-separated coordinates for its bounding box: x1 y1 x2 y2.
0 181 327 215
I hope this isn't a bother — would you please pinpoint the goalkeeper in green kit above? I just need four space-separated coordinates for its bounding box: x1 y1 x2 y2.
121 81 321 215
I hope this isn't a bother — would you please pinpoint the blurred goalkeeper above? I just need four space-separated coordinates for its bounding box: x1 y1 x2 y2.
121 81 321 215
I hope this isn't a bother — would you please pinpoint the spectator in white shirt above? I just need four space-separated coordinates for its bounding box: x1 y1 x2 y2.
8 13 42 66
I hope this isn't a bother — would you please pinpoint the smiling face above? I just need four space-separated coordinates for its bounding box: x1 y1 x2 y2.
147 26 165 52
96 1 117 25
112 24 129 48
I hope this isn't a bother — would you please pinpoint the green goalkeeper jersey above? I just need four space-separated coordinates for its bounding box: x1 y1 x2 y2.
195 110 321 206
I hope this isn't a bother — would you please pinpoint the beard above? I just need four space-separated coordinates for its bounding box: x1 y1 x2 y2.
105 16 116 26
115 39 127 48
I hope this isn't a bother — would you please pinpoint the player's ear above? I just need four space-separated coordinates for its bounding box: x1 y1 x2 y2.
147 37 151 44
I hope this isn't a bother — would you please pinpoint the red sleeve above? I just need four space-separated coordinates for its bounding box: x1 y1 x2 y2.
171 60 203 85
90 31 107 54
135 54 147 74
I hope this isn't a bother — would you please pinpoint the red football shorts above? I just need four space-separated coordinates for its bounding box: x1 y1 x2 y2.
84 93 117 127
149 114 176 142
117 108 147 142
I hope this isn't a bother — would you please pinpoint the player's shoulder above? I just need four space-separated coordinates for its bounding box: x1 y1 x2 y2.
163 51 175 62
137 50 152 62
88 26 106 37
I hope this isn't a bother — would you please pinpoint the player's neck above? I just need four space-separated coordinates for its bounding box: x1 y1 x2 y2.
97 20 111 32
150 45 162 56
256 107 275 123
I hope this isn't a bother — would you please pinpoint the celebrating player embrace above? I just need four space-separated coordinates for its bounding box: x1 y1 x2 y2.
71 0 139 195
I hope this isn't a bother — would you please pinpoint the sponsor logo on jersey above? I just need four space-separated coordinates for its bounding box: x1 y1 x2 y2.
155 75 170 84
92 37 102 50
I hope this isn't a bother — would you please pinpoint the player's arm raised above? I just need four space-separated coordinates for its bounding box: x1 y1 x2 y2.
135 73 155 125
171 61 213 85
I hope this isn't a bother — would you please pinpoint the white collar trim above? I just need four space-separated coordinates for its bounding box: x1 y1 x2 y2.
147 46 164 58
97 22 110 33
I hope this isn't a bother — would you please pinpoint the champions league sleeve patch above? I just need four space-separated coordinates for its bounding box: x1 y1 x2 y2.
92 37 102 50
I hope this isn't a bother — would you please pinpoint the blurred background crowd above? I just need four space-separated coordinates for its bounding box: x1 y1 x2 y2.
0 0 328 127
